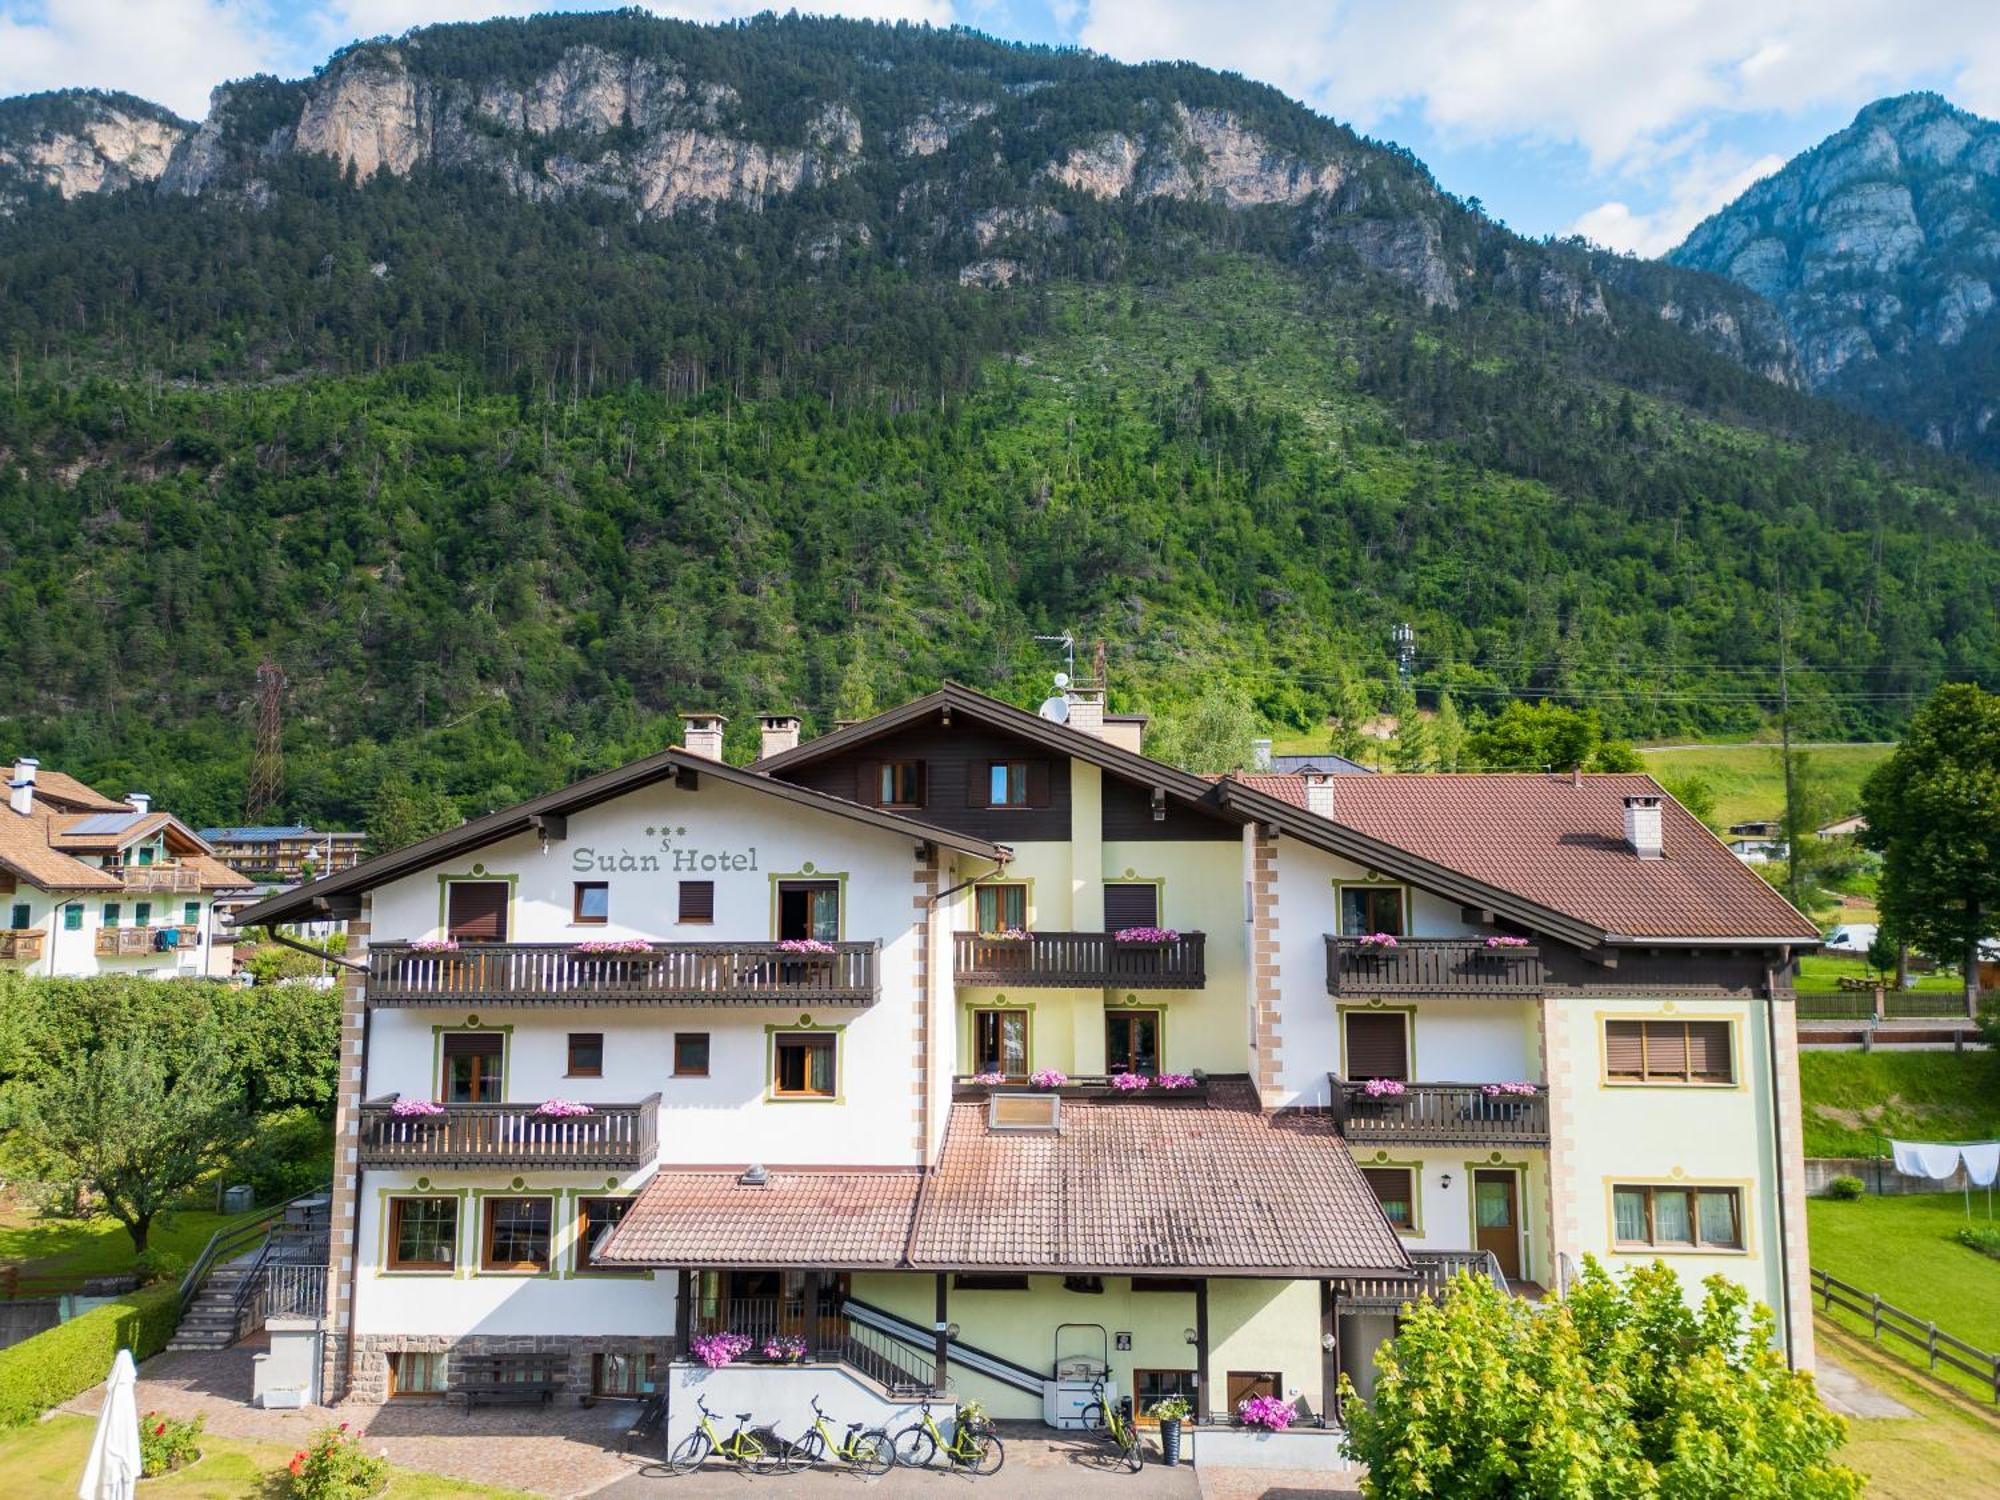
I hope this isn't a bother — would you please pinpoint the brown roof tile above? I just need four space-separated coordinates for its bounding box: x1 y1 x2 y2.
910 1082 1409 1277
24 771 130 813
597 1168 922 1268
1230 771 1818 941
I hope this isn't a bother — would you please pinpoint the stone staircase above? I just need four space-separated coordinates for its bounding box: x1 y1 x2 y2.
168 1190 330 1353
168 1264 259 1351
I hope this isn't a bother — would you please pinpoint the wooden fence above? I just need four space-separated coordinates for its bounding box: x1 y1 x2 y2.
1811 1267 2000 1401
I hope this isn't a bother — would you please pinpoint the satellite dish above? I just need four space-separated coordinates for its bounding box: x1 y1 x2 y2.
1053 671 1071 690
1038 696 1071 724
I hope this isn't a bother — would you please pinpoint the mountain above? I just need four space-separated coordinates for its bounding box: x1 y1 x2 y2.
0 14 1992 829
1673 92 2000 461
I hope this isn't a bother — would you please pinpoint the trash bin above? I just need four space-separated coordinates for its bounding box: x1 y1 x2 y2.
222 1184 254 1213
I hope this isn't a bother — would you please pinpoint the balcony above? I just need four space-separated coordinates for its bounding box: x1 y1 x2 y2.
95 925 198 958
952 931 1207 990
1326 936 1543 997
1331 1076 1550 1147
0 930 44 962
109 862 202 893
1336 1250 1512 1313
357 1094 660 1169
364 941 880 1007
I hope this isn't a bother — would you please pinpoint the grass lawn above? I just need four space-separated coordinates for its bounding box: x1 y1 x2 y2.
1636 742 1894 828
1 1414 537 1499
1794 952 1963 995
0 1201 265 1284
1815 1317 2000 1498
1807 1192 2000 1398
1798 1051 2000 1157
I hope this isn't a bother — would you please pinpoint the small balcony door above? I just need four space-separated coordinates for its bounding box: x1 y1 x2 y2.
1473 1169 1522 1281
777 881 839 941
974 1009 1029 1078
1105 1009 1161 1075
441 1032 504 1104
446 881 510 943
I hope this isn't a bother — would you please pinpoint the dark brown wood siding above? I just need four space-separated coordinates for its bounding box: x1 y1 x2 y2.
1100 774 1240 842
774 720 1072 842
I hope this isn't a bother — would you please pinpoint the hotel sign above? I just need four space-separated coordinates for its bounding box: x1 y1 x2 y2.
571 825 760 875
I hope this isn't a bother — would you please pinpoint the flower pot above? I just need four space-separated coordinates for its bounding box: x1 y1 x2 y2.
1158 1419 1182 1466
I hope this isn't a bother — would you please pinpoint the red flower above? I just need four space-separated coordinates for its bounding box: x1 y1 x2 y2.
155 1422 167 1436
338 1421 349 1432
289 1454 304 1475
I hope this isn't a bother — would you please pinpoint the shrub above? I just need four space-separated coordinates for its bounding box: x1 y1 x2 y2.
139 1410 204 1476
281 1422 388 1500
234 1105 335 1203
131 1248 189 1286
0 1282 180 1429
1953 1225 2000 1262
1824 1174 1866 1201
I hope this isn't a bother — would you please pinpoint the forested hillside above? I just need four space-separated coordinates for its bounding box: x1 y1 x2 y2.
0 15 1994 829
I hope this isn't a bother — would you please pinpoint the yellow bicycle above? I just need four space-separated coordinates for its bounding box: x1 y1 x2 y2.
771 1394 898 1475
666 1395 778 1475
894 1397 1004 1474
1080 1381 1144 1473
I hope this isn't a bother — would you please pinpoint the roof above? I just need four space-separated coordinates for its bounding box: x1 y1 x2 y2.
48 810 175 849
199 826 367 843
0 812 122 890
236 746 1009 928
909 1082 1410 1277
1268 752 1374 775
1228 772 1819 941
596 1168 923 1268
0 769 249 893
18 771 129 813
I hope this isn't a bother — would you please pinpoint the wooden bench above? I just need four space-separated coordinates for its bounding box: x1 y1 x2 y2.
1836 976 1877 992
451 1353 563 1408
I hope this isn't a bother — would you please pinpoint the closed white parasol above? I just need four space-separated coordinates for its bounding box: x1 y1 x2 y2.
78 1348 142 1500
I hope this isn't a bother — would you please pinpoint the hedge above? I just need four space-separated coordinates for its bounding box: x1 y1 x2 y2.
0 1282 180 1429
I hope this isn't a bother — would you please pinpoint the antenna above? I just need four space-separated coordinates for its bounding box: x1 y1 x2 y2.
1393 622 1417 686
1037 696 1071 724
1033 632 1076 685
246 659 285 824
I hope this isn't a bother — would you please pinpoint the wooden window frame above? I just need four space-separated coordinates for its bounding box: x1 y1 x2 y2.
591 1351 657 1399
673 1032 710 1078
480 1196 555 1274
776 880 840 942
445 879 511 943
974 882 1028 934
1337 883 1406 936
388 1350 449 1399
565 1032 604 1079
678 880 715 924
972 1008 1030 1078
1611 1183 1744 1251
1104 1008 1163 1076
574 1196 633 1274
1133 1368 1199 1426
989 760 1029 807
1360 1164 1419 1233
1342 1008 1412 1082
386 1196 458 1272
440 1031 504 1104
572 881 610 925
879 760 925 809
772 1032 837 1099
1604 1019 1735 1086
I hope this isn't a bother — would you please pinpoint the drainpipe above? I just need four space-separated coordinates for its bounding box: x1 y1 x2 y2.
1764 950 1796 1368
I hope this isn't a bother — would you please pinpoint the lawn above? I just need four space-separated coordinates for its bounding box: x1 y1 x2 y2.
1798 1051 2000 1157
1794 952 1963 995
1815 1318 2000 1498
1 1414 538 1499
1636 742 1894 828
1807 1192 2000 1398
0 1200 265 1285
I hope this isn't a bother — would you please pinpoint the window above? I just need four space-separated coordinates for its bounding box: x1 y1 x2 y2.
135 845 155 867
1605 1020 1734 1085
572 881 609 924
772 1032 836 1098
482 1197 554 1272
1103 882 1159 931
389 1351 449 1398
592 1351 656 1399
575 1196 632 1273
1105 1009 1161 1075
182 901 200 927
1134 1370 1199 1426
1226 1372 1280 1409
1612 1185 1743 1250
102 902 120 929
974 883 1027 934
674 1032 710 1077
1360 1166 1416 1231
1340 885 1404 936
63 905 82 931
988 760 1028 806
566 1033 604 1078
777 881 839 941
1062 1275 1105 1294
445 880 510 942
9 903 30 931
387 1197 457 1271
441 1032 503 1104
953 1273 1031 1291
678 880 714 923
1344 1011 1410 1081
133 902 151 927
877 760 925 808
973 1009 1029 1077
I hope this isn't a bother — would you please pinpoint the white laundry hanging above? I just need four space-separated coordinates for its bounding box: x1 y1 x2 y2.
1959 1142 2000 1189
1891 1139 1930 1178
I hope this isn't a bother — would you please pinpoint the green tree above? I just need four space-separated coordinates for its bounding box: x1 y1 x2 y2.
1465 700 1639 773
1431 691 1466 772
1659 770 1718 829
1144 688 1259 775
1390 714 1431 773
1328 672 1378 764
365 774 462 856
1861 682 2000 1017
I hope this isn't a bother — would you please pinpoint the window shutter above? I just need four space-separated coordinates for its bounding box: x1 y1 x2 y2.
1604 1020 1646 1078
968 763 991 808
446 881 509 942
1686 1021 1733 1083
1344 1012 1409 1080
442 1031 502 1062
1359 1167 1413 1224
678 881 715 922
1104 883 1159 930
857 761 882 807
1643 1021 1689 1081
1027 759 1052 807
911 760 928 808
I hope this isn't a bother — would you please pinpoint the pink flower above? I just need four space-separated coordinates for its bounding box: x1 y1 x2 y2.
1029 1068 1068 1089
1361 1077 1406 1098
776 938 837 954
1113 926 1179 944
535 1098 594 1117
1356 931 1399 948
1238 1394 1294 1431
970 1072 1006 1085
1109 1073 1151 1091
1154 1074 1198 1090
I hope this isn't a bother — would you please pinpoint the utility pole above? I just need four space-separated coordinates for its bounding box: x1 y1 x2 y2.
1777 584 1799 908
246 659 285 824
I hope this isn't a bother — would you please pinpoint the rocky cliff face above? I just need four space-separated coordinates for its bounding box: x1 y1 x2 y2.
0 91 189 207
1673 92 2000 454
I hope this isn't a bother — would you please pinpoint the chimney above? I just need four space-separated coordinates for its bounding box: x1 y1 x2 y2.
127 793 152 816
1623 795 1664 860
8 757 37 817
1301 769 1335 818
1064 689 1104 738
758 714 801 759
679 712 726 761
1251 738 1273 772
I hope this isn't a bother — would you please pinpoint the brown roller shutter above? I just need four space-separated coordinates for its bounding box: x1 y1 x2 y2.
1643 1022 1689 1081
678 880 715 923
1686 1021 1733 1083
1104 882 1159 930
446 881 509 942
1604 1020 1646 1078
1359 1167 1414 1227
1344 1012 1409 1081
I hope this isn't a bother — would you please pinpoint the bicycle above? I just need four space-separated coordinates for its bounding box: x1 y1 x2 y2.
770 1394 897 1475
894 1397 1004 1474
1079 1381 1144 1472
666 1394 780 1475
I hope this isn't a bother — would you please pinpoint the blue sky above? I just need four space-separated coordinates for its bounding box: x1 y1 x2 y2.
5 0 1998 255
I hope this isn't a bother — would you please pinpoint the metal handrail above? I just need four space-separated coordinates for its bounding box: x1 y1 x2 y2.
176 1185 330 1317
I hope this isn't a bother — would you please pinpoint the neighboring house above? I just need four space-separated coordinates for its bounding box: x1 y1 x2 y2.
0 758 253 979
1727 838 1788 865
1269 752 1376 776
1815 814 1867 840
1728 820 1783 839
199 826 367 882
240 687 1818 1427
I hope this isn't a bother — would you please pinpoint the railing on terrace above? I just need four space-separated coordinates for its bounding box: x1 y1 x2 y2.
1336 1250 1511 1313
109 863 203 892
366 941 879 1006
94 925 199 958
688 1299 937 1395
951 1073 1211 1101
176 1186 331 1322
0 930 45 961
1326 936 1543 997
357 1094 660 1169
952 930 1207 989
1330 1075 1551 1147
1813 1267 2000 1401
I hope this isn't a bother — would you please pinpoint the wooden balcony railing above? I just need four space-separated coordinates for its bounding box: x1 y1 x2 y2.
357 1094 660 1168
0 930 44 961
1331 1076 1550 1146
1337 1250 1510 1313
1326 936 1543 997
952 931 1207 989
365 941 880 1007
951 1073 1210 1100
94 925 198 957
109 863 203 892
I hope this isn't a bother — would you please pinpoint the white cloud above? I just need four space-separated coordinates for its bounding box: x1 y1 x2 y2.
0 0 282 118
1567 150 1785 257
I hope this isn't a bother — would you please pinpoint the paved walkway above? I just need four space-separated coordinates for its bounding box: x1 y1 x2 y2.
1815 1349 1916 1420
1197 1468 1362 1500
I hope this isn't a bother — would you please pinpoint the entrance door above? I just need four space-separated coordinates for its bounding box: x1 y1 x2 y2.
1473 1170 1522 1280
1105 1009 1160 1075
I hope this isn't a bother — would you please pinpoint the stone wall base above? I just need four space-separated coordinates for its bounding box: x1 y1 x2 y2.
346 1333 672 1405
